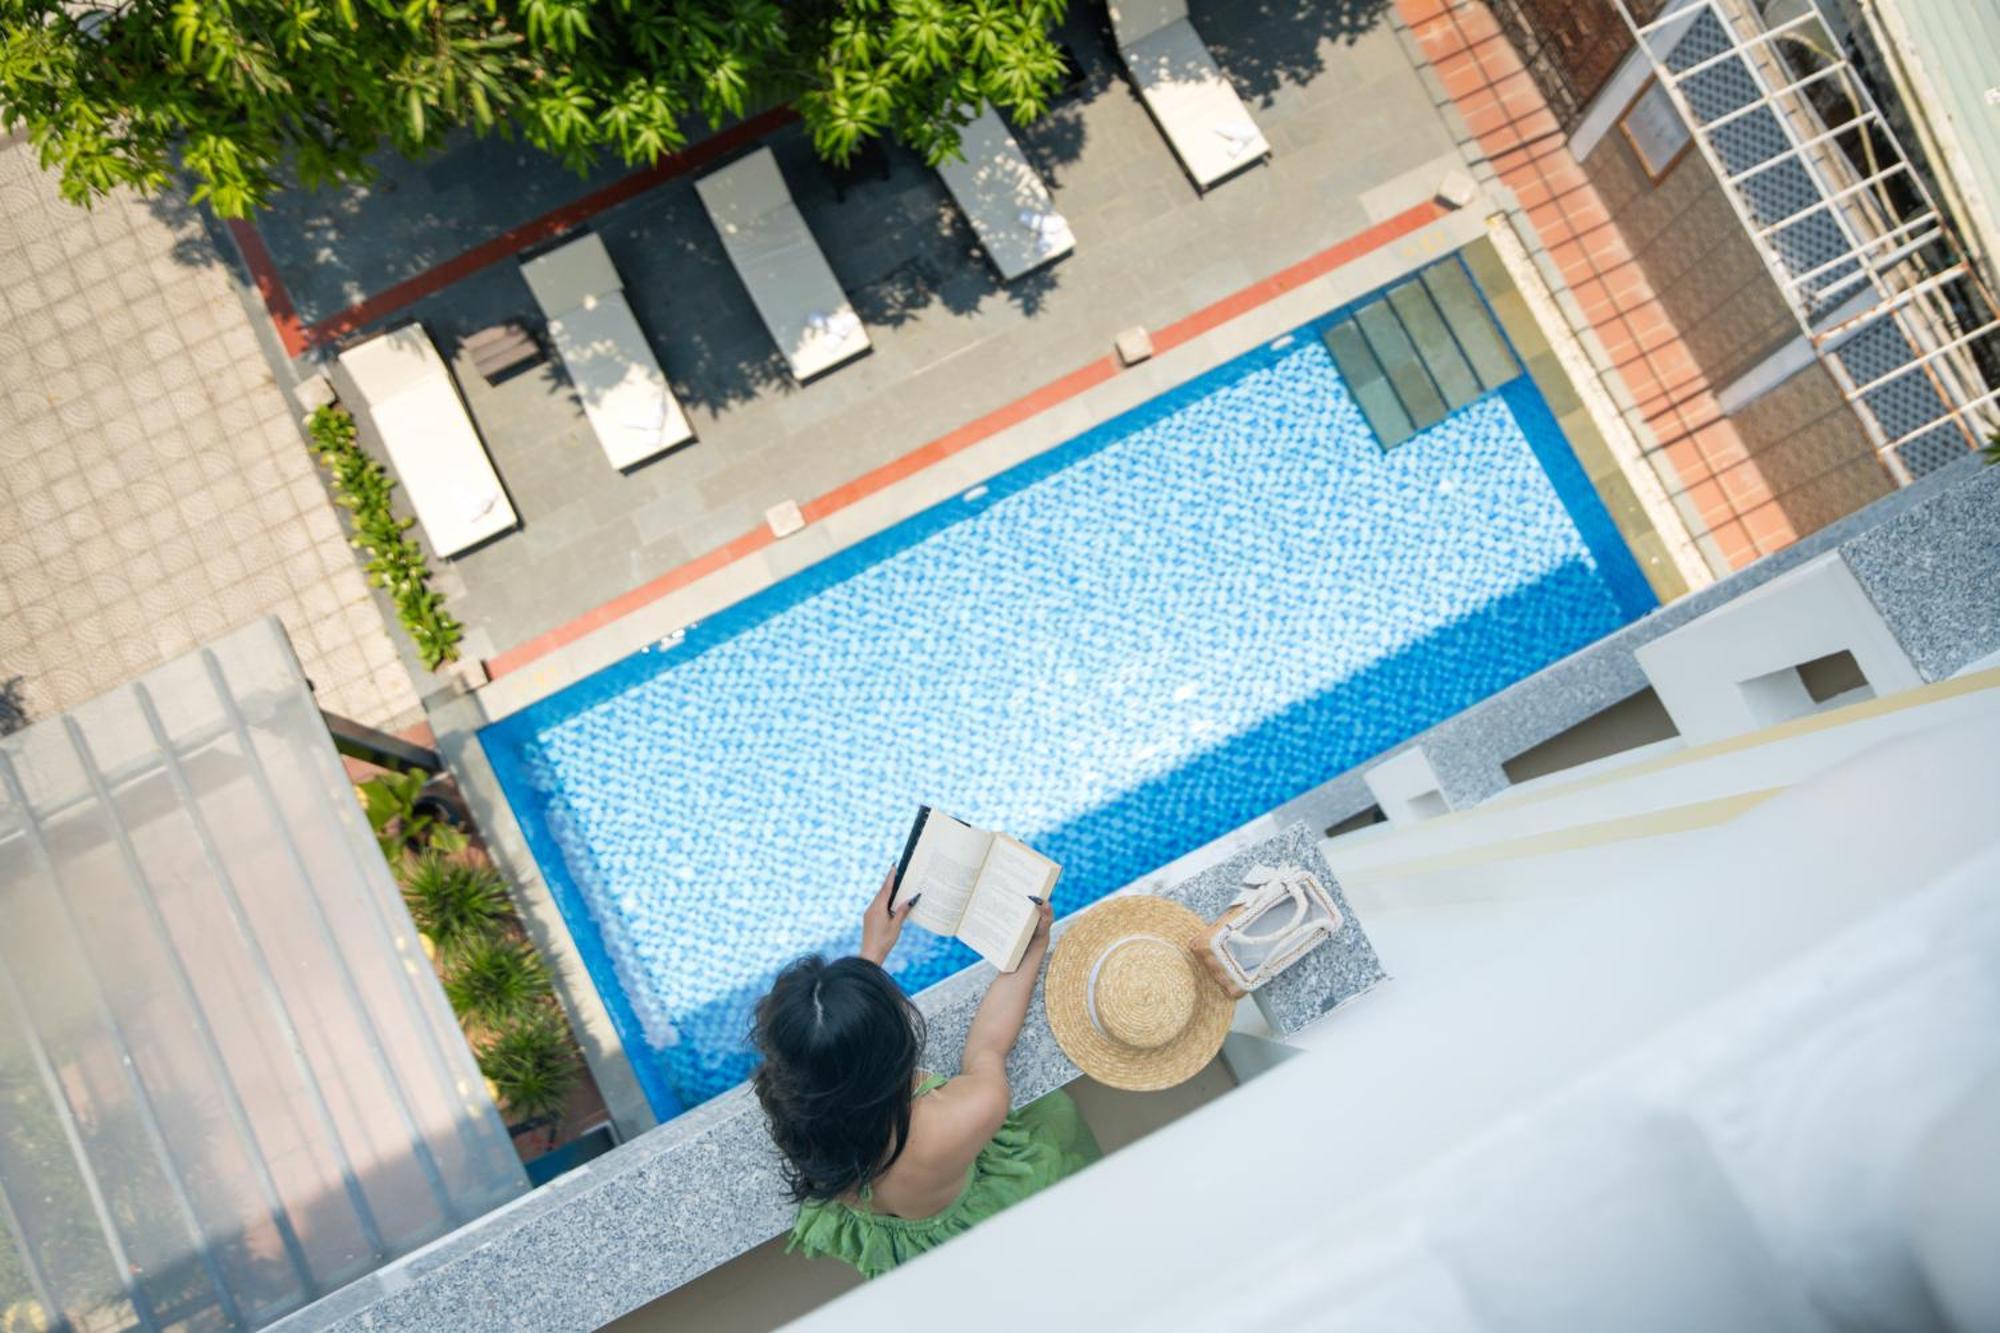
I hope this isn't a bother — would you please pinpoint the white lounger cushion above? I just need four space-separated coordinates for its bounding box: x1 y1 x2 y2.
935 107 1075 281
1110 1 1271 189
694 148 871 380
521 233 694 470
339 325 516 557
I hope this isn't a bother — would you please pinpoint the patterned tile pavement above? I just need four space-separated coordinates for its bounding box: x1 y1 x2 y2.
0 142 422 731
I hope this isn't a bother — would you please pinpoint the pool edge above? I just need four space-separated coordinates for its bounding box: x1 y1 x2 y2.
472 203 1495 725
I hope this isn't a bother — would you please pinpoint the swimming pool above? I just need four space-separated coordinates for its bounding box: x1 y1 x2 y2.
483 275 1656 1116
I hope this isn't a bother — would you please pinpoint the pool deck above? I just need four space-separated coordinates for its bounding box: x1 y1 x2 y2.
283 5 1490 674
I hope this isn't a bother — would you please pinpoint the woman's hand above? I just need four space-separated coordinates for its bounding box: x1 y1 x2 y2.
858 865 918 965
1024 896 1054 958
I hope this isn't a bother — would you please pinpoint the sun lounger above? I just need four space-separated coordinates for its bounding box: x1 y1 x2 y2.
694 147 872 380
1109 0 1271 190
339 324 517 557
935 107 1076 281
520 232 695 470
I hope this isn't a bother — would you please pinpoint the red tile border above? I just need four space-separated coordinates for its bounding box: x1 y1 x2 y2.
1152 202 1447 357
226 218 310 357
483 199 1445 682
305 107 800 349
229 107 800 358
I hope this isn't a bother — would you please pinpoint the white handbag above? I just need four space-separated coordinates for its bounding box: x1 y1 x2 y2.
1194 863 1343 998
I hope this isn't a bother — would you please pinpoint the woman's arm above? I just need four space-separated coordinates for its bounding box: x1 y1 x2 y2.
926 900 1055 1148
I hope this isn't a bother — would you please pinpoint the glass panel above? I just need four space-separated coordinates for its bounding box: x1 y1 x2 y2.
0 618 526 1330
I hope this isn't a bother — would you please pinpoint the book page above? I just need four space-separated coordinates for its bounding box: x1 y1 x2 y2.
959 836 1058 971
902 814 993 936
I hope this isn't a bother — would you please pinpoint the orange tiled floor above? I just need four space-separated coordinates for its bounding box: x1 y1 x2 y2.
1398 0 1799 569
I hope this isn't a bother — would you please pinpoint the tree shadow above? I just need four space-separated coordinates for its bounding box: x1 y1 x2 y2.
267 0 1395 422
0 677 28 737
1197 0 1396 104
142 181 228 271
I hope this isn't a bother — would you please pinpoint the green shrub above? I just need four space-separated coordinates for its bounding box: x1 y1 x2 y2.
308 405 463 669
479 1017 580 1123
445 935 553 1026
401 850 511 952
359 769 433 859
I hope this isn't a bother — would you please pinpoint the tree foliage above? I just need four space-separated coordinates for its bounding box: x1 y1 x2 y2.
0 0 1069 216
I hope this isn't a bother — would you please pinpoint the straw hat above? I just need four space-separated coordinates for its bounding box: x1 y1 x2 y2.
1046 895 1234 1091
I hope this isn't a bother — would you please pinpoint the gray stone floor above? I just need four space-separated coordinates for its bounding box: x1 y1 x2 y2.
0 143 423 731
279 2 1456 659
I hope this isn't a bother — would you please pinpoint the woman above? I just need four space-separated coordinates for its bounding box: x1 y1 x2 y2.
752 870 1100 1277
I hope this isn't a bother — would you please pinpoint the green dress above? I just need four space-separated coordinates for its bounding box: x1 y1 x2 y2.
788 1074 1100 1278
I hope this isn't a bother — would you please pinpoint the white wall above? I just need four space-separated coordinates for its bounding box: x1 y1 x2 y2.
797 711 2000 1331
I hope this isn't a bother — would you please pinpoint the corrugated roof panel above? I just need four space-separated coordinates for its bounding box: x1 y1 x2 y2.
0 618 526 1331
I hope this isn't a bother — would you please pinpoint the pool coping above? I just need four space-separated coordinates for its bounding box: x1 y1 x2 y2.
472 198 1482 720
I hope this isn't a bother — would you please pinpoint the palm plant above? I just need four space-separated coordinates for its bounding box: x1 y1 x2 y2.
478 1017 580 1124
360 769 433 858
444 935 553 1027
401 850 510 952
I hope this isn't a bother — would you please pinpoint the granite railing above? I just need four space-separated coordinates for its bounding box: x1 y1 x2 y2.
269 825 1383 1333
1242 455 2000 841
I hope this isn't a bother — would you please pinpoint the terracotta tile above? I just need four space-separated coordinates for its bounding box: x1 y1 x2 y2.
1695 425 1751 473
1574 286 1619 328
1642 339 1698 382
1711 519 1758 569
1685 478 1731 522
1599 328 1645 368
1742 501 1798 553
1716 460 1775 510
1661 439 1714 490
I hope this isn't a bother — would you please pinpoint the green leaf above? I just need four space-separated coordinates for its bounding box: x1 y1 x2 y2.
478 1016 580 1121
7 0 1069 247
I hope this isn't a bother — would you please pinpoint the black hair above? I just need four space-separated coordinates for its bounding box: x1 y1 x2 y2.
752 954 928 1203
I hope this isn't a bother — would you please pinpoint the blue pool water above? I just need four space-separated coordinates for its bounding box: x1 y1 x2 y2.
484 287 1656 1116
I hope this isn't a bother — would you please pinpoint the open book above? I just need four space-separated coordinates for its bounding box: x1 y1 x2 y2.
890 807 1061 972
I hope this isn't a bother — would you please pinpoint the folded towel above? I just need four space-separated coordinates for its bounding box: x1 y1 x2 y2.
458 487 502 525
1017 208 1071 257
806 309 863 342
615 395 672 438
1214 120 1261 159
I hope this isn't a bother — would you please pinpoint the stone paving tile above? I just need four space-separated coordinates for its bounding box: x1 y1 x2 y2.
0 144 423 733
300 4 1457 657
